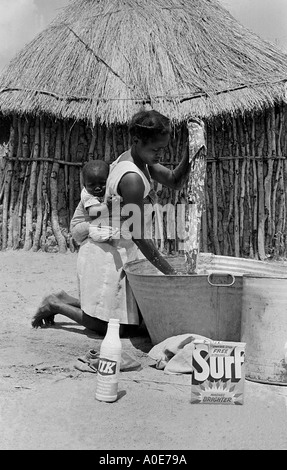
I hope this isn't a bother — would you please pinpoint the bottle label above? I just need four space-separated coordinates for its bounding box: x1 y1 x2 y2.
98 357 117 376
96 356 119 401
96 380 118 399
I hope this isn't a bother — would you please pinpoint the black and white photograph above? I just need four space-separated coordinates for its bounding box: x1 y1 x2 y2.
0 0 287 452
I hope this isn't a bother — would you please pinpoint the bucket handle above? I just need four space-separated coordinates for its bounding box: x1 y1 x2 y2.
207 272 236 287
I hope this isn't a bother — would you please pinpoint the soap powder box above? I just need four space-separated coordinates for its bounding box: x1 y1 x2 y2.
190 340 246 405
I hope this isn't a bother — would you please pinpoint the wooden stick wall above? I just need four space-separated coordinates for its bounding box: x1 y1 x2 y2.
0 104 286 258
203 104 287 259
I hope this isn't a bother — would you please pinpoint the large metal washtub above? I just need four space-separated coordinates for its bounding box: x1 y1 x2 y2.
124 253 287 346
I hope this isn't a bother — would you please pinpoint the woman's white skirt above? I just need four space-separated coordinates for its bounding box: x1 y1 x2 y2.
77 239 139 325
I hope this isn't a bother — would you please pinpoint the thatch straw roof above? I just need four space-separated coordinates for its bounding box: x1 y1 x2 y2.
0 0 287 125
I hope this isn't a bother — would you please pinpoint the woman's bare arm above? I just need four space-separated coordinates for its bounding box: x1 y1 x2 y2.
148 155 191 190
149 119 205 189
119 172 177 275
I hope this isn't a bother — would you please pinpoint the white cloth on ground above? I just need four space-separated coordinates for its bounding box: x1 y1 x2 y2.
148 334 212 375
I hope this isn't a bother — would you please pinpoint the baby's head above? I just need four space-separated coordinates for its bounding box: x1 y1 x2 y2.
129 110 171 166
82 160 109 198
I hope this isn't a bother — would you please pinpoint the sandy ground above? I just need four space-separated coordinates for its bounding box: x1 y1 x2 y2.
1 250 287 451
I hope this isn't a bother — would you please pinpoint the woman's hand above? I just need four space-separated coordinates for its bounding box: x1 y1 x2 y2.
132 238 178 275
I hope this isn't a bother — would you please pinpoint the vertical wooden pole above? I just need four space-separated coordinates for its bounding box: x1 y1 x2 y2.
232 118 240 257
238 117 246 255
88 124 97 161
184 119 207 273
279 105 287 257
32 118 45 251
69 124 79 223
17 119 31 249
227 124 234 256
11 117 23 249
104 126 112 163
201 189 208 253
220 123 230 255
63 121 74 252
218 143 227 255
0 144 8 200
265 110 274 249
8 119 20 247
205 172 213 253
211 125 220 255
40 120 51 250
244 115 253 258
77 125 86 198
251 115 258 258
122 125 128 152
50 122 67 253
8 117 21 249
257 115 266 260
274 162 284 256
112 125 119 161
97 122 104 160
64 121 72 199
24 117 40 251
2 116 17 250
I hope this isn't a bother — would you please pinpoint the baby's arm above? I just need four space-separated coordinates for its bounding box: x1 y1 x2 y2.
71 221 90 245
87 202 109 219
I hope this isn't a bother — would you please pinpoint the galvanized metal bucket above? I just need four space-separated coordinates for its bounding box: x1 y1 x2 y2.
241 274 287 385
124 254 287 346
125 256 244 345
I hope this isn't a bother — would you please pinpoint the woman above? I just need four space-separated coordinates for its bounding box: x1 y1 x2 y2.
32 110 192 336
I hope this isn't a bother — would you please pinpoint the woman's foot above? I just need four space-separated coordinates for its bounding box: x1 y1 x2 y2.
32 291 81 328
31 294 61 328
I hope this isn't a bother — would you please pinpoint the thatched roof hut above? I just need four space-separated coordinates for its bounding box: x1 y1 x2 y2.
0 0 287 257
1 0 287 123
